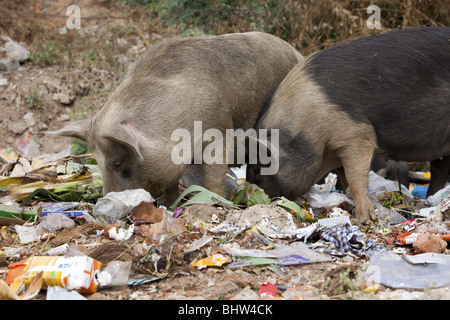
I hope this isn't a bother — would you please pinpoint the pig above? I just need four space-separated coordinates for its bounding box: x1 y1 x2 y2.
47 32 303 205
370 158 430 190
246 27 450 223
318 158 430 191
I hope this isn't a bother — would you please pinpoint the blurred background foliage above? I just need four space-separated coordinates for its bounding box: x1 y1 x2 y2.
0 0 448 58
120 0 449 54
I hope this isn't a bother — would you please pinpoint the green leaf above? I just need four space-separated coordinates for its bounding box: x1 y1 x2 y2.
248 189 271 206
231 185 249 205
53 181 79 193
168 185 240 211
272 197 307 222
24 188 66 203
230 183 271 207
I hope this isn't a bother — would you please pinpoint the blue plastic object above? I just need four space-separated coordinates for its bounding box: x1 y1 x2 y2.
412 185 428 199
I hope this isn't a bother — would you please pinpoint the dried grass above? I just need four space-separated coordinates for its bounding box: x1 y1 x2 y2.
0 0 448 60
0 0 61 44
194 0 449 55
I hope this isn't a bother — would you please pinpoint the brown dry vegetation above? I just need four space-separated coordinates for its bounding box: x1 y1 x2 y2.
1 0 448 59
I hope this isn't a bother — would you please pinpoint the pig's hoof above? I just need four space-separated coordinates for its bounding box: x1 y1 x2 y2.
354 206 376 225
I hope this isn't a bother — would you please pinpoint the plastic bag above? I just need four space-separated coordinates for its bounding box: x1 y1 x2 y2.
365 251 450 289
304 186 354 210
14 213 75 244
367 171 413 202
98 260 132 288
38 213 75 233
224 242 331 268
92 189 154 224
423 184 450 207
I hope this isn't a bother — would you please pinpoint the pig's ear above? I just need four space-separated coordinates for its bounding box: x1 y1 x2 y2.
100 124 144 162
45 119 91 142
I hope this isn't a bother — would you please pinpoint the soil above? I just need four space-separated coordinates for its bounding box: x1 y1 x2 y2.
0 0 175 155
1 0 449 303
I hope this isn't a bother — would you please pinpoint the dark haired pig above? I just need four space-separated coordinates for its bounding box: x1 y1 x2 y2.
371 158 430 190
48 32 303 205
247 27 450 223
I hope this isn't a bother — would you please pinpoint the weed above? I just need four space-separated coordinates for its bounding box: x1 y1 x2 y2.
30 41 59 65
24 84 43 108
69 97 96 121
132 0 449 54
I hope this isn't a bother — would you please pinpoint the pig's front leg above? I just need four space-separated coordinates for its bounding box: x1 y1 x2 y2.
339 142 376 224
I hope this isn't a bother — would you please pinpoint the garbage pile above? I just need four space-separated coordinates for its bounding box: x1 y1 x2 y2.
0 152 449 300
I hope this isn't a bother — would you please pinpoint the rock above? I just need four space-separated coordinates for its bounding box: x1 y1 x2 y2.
0 58 20 72
342 255 354 263
42 76 62 89
412 232 447 253
52 92 74 105
184 290 198 297
8 119 26 134
23 112 36 127
0 78 7 87
57 114 71 122
134 202 163 223
5 40 30 61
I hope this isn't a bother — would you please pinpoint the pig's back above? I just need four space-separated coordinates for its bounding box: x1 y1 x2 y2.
304 27 450 160
104 32 302 134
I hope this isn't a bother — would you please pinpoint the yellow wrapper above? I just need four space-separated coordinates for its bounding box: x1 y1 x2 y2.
191 254 232 268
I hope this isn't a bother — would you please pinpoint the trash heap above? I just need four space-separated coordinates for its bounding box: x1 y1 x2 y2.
0 152 449 300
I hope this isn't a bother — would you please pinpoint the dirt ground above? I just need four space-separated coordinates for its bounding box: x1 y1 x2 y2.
1 0 449 303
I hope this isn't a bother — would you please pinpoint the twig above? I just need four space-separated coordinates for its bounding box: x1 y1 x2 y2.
414 8 440 26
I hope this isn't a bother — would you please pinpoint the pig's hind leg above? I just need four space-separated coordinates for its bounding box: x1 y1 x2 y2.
427 156 450 197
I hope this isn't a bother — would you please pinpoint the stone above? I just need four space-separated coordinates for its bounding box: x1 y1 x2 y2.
184 290 198 297
52 92 74 105
5 40 30 61
0 58 20 72
134 202 163 223
23 112 36 127
8 119 26 134
413 232 447 253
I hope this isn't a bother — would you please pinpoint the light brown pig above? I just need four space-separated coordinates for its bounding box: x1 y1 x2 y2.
48 32 303 205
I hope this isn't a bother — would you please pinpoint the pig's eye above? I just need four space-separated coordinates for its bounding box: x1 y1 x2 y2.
113 160 132 179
